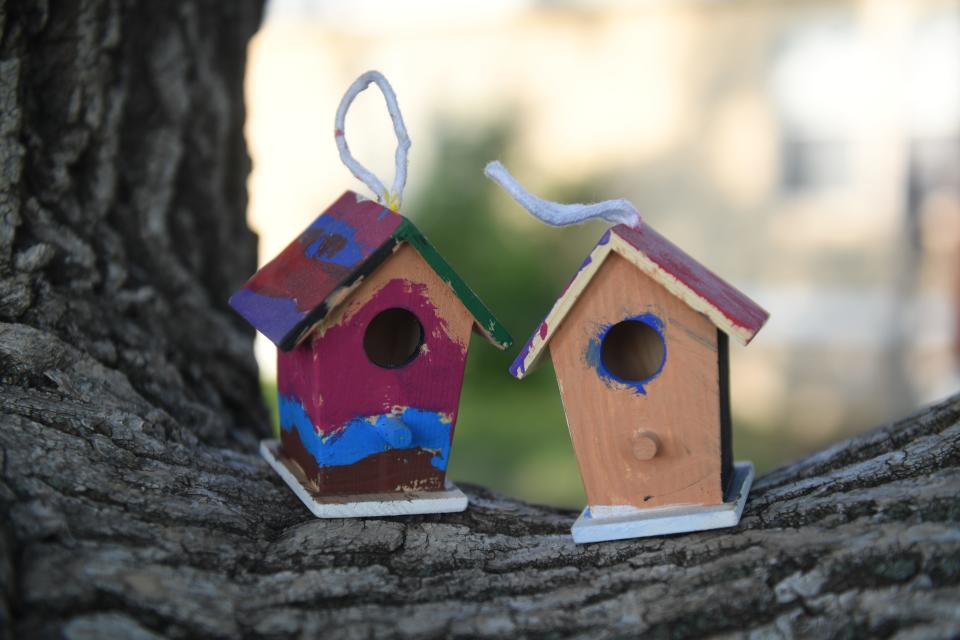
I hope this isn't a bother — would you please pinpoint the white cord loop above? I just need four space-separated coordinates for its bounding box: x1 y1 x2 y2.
484 161 641 228
335 71 411 211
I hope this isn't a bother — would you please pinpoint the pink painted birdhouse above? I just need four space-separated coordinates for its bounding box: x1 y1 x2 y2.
510 222 769 542
230 191 511 517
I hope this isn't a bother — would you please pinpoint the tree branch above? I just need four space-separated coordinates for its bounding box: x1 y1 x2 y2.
1 2 958 638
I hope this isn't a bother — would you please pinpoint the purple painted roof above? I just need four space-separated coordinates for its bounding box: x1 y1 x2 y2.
229 192 403 350
229 191 512 352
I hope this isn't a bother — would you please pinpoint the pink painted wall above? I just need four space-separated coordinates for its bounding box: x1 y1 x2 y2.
278 277 472 435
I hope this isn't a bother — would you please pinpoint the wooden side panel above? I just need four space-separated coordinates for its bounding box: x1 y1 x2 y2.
550 252 723 509
277 243 475 495
718 330 733 496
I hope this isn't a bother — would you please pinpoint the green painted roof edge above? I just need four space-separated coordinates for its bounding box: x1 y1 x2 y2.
393 218 512 350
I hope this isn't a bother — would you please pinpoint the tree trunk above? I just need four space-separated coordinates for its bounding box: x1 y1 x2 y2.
2 2 959 639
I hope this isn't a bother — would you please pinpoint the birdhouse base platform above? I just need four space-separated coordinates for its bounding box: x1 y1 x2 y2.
260 439 469 518
571 461 754 543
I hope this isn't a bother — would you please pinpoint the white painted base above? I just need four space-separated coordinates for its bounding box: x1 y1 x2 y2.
571 461 755 544
260 439 469 518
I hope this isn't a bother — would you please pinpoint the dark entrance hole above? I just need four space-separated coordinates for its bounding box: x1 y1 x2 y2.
600 319 665 382
363 307 425 369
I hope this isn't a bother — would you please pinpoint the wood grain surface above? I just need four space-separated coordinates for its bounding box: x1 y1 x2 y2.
551 252 723 509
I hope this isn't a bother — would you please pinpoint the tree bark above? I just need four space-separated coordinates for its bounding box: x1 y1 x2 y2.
2 2 959 639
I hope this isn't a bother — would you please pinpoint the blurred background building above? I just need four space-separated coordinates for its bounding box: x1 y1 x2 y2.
244 0 960 507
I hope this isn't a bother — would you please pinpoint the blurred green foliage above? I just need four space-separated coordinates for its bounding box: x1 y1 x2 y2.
260 119 819 508
402 120 605 506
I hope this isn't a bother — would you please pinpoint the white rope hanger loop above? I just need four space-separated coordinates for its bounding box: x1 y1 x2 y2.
484 161 641 228
335 70 411 211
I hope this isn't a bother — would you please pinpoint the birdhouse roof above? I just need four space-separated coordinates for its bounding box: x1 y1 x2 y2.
230 191 512 352
510 222 769 379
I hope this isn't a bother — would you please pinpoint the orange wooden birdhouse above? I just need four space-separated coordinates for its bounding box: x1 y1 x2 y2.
488 162 769 543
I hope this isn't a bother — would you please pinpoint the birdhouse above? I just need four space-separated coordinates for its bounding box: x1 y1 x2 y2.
510 223 768 542
230 191 511 517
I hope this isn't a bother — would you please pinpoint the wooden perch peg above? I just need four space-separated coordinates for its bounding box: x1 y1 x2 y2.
632 430 660 461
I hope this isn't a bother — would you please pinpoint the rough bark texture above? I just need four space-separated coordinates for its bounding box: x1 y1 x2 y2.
1 2 960 639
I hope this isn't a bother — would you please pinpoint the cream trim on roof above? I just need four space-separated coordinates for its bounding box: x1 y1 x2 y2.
512 229 761 380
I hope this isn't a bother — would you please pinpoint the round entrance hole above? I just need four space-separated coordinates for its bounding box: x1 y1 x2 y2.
600 318 666 382
363 308 425 369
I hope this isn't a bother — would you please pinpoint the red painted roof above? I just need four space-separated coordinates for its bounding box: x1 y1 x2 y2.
612 224 769 341
229 192 403 350
509 222 769 379
230 191 512 352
